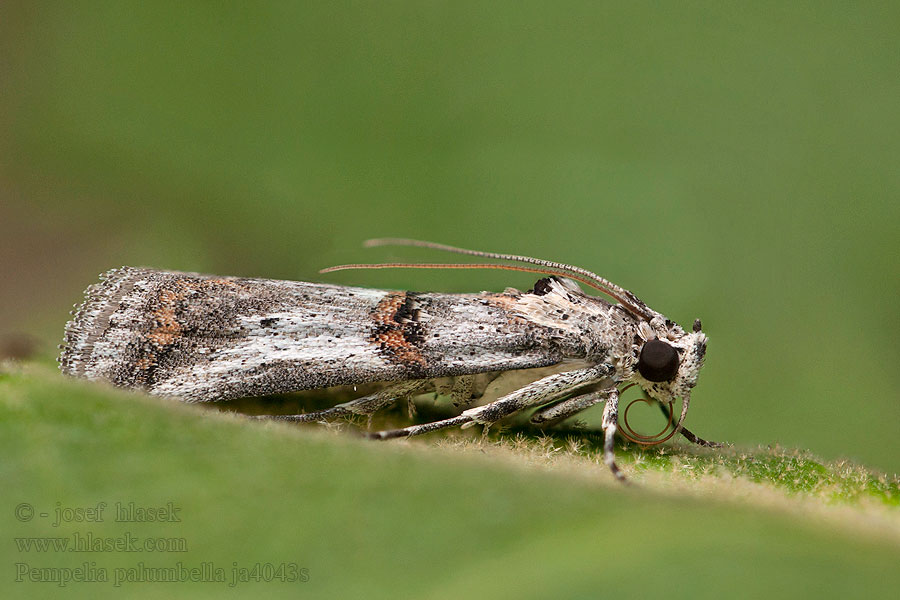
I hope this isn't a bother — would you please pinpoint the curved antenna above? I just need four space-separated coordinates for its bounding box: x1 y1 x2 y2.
360 238 654 319
320 262 623 297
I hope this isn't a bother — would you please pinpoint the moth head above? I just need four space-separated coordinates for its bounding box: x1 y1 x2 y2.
629 316 708 435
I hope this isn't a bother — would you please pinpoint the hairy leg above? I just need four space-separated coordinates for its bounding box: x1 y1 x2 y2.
368 364 612 440
256 380 428 423
530 388 614 426
601 388 626 482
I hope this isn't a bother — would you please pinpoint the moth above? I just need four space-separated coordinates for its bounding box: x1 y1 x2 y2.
59 238 720 480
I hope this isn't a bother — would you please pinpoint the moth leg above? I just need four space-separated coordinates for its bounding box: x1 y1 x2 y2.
601 387 626 482
366 414 472 439
657 403 726 448
462 364 612 427
530 387 614 427
260 380 428 423
369 364 611 440
450 375 476 408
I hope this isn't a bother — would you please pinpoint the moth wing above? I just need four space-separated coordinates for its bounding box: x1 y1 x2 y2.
60 268 564 401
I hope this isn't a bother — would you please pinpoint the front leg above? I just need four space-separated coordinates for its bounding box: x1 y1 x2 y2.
530 387 614 426
462 364 612 427
601 388 626 482
368 364 612 440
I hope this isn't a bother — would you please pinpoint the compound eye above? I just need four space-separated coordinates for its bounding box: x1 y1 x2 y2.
638 339 679 382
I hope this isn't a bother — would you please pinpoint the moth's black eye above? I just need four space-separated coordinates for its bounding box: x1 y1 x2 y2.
638 339 679 382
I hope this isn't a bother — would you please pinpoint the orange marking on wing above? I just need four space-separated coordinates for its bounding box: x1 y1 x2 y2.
370 292 427 368
148 289 183 347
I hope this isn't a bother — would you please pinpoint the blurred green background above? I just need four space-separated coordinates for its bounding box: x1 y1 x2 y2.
1 2 899 597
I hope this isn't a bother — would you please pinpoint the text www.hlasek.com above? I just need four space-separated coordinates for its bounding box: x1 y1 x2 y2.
15 531 186 553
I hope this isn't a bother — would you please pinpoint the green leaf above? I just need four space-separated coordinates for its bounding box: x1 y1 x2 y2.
3 365 898 599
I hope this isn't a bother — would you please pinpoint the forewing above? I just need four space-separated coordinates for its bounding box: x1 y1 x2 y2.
60 268 564 401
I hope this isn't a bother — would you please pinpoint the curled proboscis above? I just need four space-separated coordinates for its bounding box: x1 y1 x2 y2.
618 395 679 447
